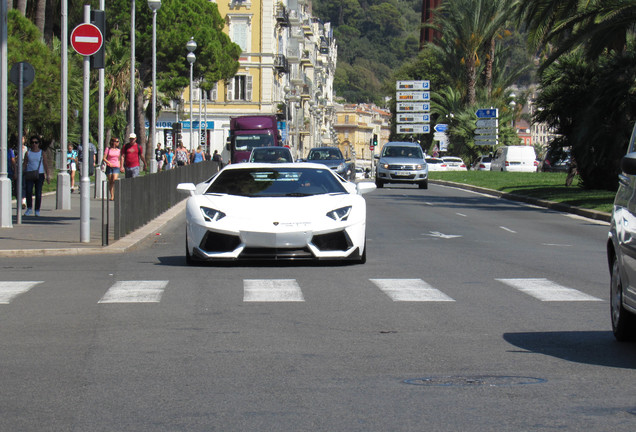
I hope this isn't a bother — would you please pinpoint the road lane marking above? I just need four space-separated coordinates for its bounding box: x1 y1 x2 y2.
0 281 43 304
98 280 168 303
456 212 467 217
496 278 602 302
370 279 455 302
426 231 463 239
244 279 304 302
499 226 517 233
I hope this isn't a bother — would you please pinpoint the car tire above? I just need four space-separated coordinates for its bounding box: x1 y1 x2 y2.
419 181 428 189
375 179 384 188
610 257 636 341
185 234 196 266
358 240 367 264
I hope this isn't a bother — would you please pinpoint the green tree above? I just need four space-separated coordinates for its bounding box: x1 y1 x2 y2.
428 0 514 106
105 0 241 161
7 10 62 146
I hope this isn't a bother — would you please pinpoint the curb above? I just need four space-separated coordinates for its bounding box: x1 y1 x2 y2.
430 179 611 223
0 200 187 258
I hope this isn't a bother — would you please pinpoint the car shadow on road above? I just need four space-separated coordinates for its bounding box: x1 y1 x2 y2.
156 255 359 268
503 331 636 369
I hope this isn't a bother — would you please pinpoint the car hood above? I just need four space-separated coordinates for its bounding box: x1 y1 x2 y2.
379 157 425 165
310 159 346 168
194 193 362 225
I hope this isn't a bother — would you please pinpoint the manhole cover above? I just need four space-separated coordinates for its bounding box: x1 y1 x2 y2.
404 375 547 387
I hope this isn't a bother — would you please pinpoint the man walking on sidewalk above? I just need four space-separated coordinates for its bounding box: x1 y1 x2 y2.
120 133 146 178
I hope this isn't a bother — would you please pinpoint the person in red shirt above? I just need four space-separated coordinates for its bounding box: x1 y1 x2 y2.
119 133 146 178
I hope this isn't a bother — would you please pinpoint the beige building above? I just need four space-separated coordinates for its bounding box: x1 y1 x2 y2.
333 103 391 166
156 0 337 160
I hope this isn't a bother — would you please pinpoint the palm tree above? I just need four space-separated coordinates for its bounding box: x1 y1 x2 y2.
428 0 513 106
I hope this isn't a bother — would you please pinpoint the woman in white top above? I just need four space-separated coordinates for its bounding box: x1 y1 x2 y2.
23 136 50 216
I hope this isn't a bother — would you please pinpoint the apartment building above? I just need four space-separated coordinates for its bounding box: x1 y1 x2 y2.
154 0 337 161
333 103 391 165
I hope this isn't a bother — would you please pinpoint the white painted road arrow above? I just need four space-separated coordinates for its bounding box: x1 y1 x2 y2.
426 231 463 239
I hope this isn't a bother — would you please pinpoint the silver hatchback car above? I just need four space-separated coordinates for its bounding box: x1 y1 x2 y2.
375 142 428 189
607 124 636 341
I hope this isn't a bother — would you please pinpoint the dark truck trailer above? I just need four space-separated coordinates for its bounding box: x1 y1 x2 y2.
226 115 282 163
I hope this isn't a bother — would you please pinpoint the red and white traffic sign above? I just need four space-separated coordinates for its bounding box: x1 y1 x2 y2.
70 23 103 56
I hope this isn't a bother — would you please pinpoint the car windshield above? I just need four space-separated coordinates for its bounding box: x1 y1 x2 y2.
382 146 423 159
205 167 348 197
250 148 292 163
234 134 274 151
308 148 343 161
426 158 443 164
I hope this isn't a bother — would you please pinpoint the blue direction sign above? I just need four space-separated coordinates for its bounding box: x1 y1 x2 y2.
434 124 449 133
475 108 499 119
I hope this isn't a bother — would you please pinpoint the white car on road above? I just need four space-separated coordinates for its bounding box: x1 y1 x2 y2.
178 163 375 264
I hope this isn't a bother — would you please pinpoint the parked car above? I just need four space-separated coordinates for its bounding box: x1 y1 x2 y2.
607 124 636 340
541 149 571 172
490 145 538 172
375 141 428 189
248 146 293 163
472 155 492 171
305 147 353 180
425 157 447 171
442 156 467 171
177 163 375 264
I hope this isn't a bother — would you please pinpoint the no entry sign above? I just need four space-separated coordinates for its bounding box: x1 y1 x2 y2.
70 23 103 56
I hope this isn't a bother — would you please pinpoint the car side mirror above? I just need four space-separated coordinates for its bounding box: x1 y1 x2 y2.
374 154 379 160
356 182 376 195
177 183 196 196
621 152 636 175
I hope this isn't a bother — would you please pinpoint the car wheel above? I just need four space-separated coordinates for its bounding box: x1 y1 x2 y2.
358 239 367 264
185 232 196 266
419 181 428 189
610 257 636 341
375 179 384 188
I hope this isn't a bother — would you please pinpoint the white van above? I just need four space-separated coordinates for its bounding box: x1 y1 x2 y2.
490 146 538 172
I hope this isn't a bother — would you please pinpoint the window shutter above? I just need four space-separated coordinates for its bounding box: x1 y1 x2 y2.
211 83 218 102
246 75 253 101
226 79 234 101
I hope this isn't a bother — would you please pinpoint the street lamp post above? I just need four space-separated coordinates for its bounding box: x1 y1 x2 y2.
186 37 197 150
148 0 161 173
130 0 135 136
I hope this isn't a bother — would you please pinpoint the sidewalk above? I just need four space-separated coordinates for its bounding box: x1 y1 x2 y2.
0 186 185 257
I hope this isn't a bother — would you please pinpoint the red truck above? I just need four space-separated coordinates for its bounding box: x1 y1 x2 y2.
226 115 282 163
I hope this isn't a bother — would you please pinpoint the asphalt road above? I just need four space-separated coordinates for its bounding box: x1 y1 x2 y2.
1 182 635 431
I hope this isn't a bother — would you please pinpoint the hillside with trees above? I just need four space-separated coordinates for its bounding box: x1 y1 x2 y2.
312 0 423 105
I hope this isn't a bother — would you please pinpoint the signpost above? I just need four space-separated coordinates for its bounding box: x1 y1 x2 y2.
72 8 103 243
395 80 431 136
396 102 430 112
397 124 430 134
396 80 430 91
474 108 499 146
70 23 103 56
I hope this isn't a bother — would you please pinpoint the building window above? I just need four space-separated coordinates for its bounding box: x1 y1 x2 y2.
227 75 253 101
228 15 251 53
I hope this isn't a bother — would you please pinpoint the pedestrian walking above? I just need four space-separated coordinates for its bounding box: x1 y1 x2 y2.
154 142 166 171
23 136 50 217
175 143 188 167
120 133 146 178
192 145 205 163
165 147 174 170
67 143 77 192
104 137 121 200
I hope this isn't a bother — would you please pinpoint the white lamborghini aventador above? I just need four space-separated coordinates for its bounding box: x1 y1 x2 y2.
177 163 376 264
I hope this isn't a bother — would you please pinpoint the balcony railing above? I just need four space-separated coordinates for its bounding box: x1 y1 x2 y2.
274 54 289 74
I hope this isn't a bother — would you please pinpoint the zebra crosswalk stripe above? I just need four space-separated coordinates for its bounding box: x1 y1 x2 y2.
244 279 304 302
98 280 169 303
496 278 602 302
0 281 43 304
370 278 455 302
